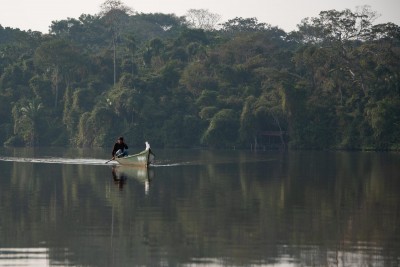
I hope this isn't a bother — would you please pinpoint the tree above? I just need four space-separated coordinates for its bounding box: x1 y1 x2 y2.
76 105 116 147
147 37 165 68
201 109 239 148
34 39 81 108
122 34 137 76
127 13 187 44
0 95 13 145
295 6 379 44
221 17 269 35
100 0 134 85
239 96 257 144
1 6 400 149
29 75 53 105
368 22 400 43
13 98 44 146
185 9 221 31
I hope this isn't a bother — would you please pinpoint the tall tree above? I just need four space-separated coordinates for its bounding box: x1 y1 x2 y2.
99 0 134 85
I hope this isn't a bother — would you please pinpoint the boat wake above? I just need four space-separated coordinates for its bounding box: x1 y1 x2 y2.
151 162 189 167
0 157 275 167
0 156 111 165
0 156 196 167
150 160 206 167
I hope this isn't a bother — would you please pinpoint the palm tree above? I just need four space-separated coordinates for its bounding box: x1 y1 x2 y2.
20 98 44 146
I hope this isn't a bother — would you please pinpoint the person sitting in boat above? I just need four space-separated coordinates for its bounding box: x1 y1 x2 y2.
112 137 129 159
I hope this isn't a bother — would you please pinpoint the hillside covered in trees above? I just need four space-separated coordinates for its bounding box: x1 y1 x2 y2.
0 2 399 150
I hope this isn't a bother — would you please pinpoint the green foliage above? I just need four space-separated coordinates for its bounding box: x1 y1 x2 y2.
239 97 257 142
201 109 239 148
366 97 400 148
221 17 269 34
1 6 399 150
12 98 44 146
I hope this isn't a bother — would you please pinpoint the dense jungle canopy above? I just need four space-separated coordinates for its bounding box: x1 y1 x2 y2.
0 3 399 149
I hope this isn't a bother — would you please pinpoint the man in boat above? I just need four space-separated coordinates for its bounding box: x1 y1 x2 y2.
112 137 129 159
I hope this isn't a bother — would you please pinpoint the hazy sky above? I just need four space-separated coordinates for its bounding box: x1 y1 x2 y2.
1 0 399 33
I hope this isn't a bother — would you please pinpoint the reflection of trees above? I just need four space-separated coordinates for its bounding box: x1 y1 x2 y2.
141 151 400 266
280 152 400 266
0 150 399 266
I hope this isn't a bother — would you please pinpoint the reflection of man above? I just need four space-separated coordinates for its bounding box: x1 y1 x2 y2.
112 137 128 159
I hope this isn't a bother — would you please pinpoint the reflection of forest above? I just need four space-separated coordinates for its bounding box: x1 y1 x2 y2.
0 151 399 266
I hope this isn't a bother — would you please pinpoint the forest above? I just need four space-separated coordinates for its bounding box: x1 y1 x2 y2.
0 2 399 150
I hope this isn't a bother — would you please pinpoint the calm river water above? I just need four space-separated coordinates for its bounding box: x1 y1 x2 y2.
0 147 399 267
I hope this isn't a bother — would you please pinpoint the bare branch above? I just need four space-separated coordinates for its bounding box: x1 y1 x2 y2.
185 9 221 31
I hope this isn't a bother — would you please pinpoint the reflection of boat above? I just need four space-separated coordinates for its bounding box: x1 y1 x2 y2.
113 165 150 183
115 142 155 167
112 165 153 193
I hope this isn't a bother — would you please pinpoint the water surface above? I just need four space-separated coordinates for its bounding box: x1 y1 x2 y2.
0 148 399 266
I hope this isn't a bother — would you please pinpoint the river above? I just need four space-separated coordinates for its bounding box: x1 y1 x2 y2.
0 147 399 266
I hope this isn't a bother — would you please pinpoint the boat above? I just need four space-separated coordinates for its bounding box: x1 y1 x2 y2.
114 142 155 167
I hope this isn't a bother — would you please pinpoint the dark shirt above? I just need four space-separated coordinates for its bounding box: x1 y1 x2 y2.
112 142 128 156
